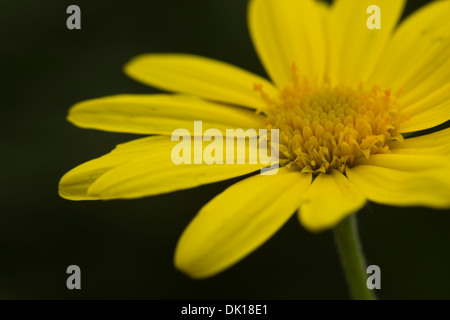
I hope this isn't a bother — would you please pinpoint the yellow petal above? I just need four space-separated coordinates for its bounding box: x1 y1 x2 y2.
398 56 450 112
347 163 450 209
59 136 171 200
399 83 450 133
328 0 405 87
390 127 450 155
87 136 266 199
369 0 450 104
175 169 311 279
298 169 366 233
353 153 450 171
59 158 113 201
67 94 265 135
316 0 331 27
248 0 327 88
124 54 278 110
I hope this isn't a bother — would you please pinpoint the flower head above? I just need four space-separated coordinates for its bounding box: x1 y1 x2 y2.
60 0 450 279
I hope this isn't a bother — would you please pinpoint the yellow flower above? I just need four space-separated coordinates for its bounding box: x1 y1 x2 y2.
59 0 450 279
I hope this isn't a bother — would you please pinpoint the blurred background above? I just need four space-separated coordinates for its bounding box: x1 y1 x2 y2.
1 0 449 299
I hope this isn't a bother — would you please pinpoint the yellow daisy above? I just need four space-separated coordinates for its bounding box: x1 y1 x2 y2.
59 0 450 292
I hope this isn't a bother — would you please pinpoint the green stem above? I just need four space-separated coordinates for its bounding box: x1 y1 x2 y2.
334 214 376 300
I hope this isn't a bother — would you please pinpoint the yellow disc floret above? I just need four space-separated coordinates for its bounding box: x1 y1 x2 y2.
256 66 408 174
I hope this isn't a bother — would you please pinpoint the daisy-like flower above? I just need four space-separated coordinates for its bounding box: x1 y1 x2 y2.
60 0 450 292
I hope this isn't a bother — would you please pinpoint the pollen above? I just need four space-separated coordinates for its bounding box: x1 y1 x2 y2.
256 66 409 174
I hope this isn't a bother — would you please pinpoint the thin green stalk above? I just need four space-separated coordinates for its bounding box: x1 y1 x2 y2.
334 214 375 300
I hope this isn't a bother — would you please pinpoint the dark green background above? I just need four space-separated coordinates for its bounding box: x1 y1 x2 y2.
1 0 449 299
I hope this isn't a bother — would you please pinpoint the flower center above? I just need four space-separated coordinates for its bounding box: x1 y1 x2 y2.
255 67 408 174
